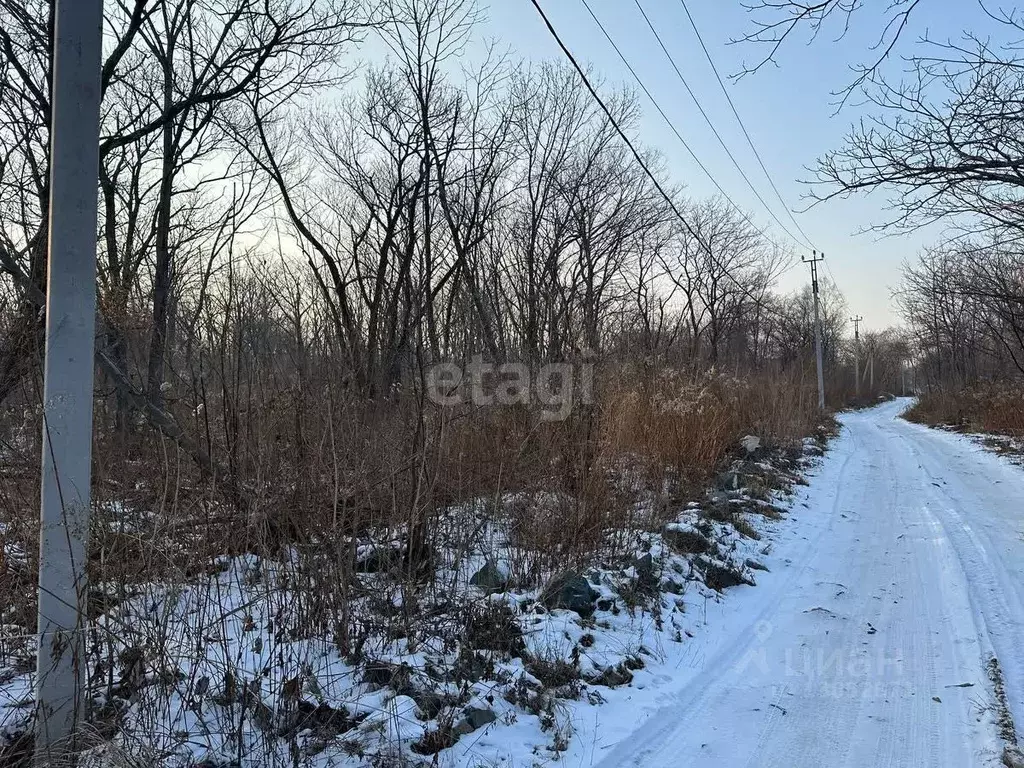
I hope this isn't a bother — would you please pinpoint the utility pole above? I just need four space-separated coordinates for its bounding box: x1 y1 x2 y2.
851 315 863 398
34 0 104 761
804 251 826 409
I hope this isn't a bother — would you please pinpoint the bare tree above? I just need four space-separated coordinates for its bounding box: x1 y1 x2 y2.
813 27 1024 237
736 0 926 105
660 197 785 365
898 241 1024 384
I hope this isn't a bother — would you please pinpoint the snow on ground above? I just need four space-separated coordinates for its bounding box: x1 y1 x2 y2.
588 398 1024 767
5 398 1022 768
5 398 1023 767
957 430 1024 468
1 427 826 766
21 398 1024 767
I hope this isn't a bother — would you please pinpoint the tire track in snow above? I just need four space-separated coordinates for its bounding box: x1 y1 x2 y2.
590 400 1013 767
889 417 1024 747
592 421 864 767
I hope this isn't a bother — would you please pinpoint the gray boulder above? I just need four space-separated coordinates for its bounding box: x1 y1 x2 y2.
541 572 599 616
469 560 508 592
696 556 755 592
663 525 713 554
633 552 659 590
453 706 497 735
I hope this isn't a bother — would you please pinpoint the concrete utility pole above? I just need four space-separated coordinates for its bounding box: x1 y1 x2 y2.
34 0 104 760
804 251 826 409
851 315 863 398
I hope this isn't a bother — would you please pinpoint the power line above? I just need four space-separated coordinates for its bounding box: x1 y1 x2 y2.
630 0 810 250
526 0 695 241
677 0 816 249
527 0 773 309
574 0 791 252
822 256 840 289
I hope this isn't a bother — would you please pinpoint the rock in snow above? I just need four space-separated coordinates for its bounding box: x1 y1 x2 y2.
469 560 508 592
695 555 754 591
453 706 497 735
541 571 599 616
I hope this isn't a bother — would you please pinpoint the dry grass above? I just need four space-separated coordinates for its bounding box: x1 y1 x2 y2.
1 365 827 629
0 362 827 764
904 384 1024 436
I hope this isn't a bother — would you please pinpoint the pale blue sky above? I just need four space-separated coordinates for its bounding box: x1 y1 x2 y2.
470 0 986 330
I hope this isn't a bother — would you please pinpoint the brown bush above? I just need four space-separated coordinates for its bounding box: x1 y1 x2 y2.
905 384 1024 436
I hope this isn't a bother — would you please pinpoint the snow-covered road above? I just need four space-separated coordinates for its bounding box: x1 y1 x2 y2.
594 399 1024 767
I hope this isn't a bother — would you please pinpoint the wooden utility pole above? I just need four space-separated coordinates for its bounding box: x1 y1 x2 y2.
804 251 826 409
34 0 104 761
851 315 863 398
